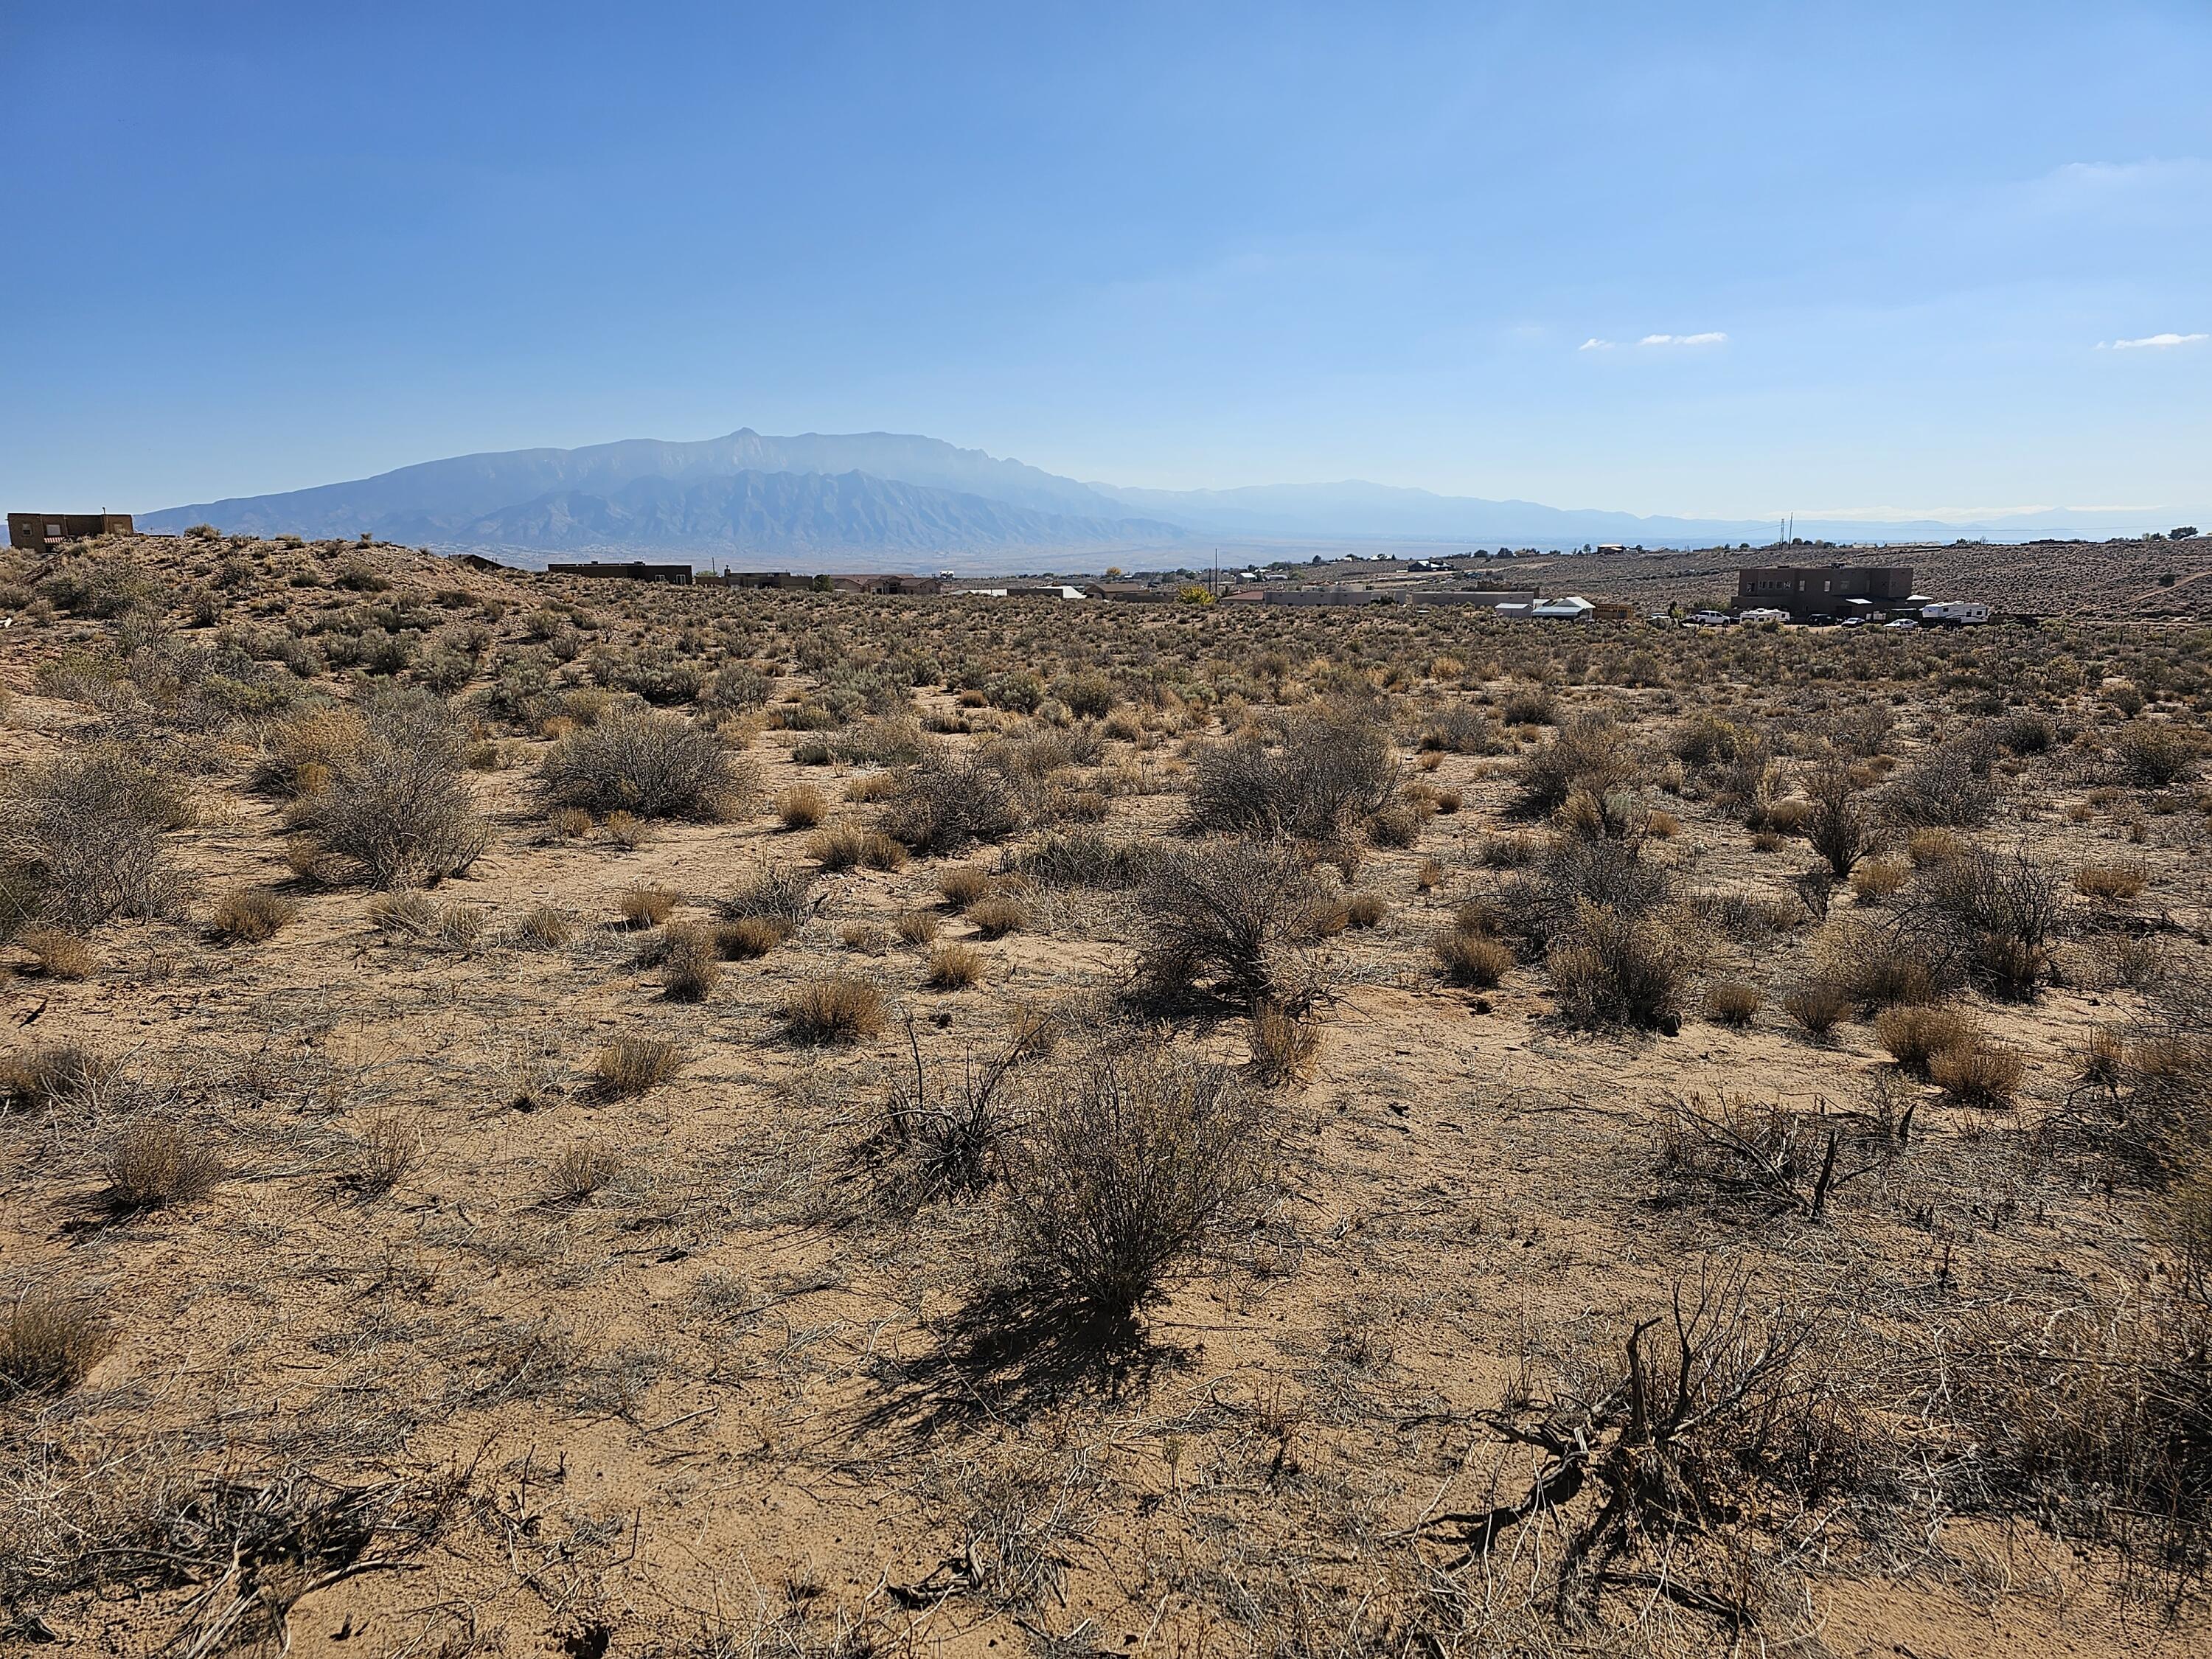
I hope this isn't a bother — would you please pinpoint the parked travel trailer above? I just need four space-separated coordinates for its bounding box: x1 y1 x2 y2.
1919 601 1992 626
1737 607 1790 625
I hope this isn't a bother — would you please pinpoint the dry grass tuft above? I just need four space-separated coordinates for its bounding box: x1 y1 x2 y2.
777 784 830 830
1874 1004 1981 1074
15 926 93 979
1248 1002 1321 1087
210 887 299 943
343 1110 423 1200
543 1142 624 1204
964 894 1031 939
1930 1040 2028 1105
938 867 995 908
809 823 908 872
1781 978 1852 1037
0 1290 112 1395
103 1116 225 1209
661 924 722 1001
1703 979 1765 1026
619 884 678 928
594 1036 684 1098
2074 861 2148 901
516 904 574 947
715 915 793 959
779 975 888 1043
927 943 987 990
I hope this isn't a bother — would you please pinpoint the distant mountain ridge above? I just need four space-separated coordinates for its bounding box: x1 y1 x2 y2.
141 427 2194 563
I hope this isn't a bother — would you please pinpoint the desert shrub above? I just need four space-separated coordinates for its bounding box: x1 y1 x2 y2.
1495 836 1672 950
102 1116 225 1209
2079 974 2212 1173
2073 861 2147 901
1344 891 1387 928
1780 978 1851 1037
1885 740 2001 828
928 943 987 990
516 905 574 947
1893 844 2067 996
1671 712 1753 768
593 1036 683 1098
894 909 939 945
538 709 751 820
1874 1005 1980 1074
1247 1002 1321 1087
661 925 721 1001
210 887 299 942
1802 756 1883 877
2113 721 2201 787
292 696 488 888
714 859 806 928
1992 710 2057 755
879 748 1023 855
777 785 830 830
1133 837 1330 1013
543 1142 624 1203
15 928 91 979
1417 703 1508 754
1009 829 1156 890
1002 1041 1267 1329
809 822 908 871
618 885 677 928
1498 686 1558 726
1652 1096 1840 1212
1704 980 1764 1026
0 745 191 931
939 867 995 907
1547 900 1692 1029
1509 713 1636 821
0 1291 111 1395
1438 926 1512 988
1930 1040 2027 1105
1186 700 1398 842
1814 917 1948 1009
779 975 888 1044
965 894 1031 938
1055 670 1116 718
716 916 790 958
1946 1291 2212 1572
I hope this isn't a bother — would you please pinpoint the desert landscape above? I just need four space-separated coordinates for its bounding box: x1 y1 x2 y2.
3 526 2208 1657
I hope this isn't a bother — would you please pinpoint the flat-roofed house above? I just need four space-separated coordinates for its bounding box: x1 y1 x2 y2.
8 512 133 551
1736 564 1914 616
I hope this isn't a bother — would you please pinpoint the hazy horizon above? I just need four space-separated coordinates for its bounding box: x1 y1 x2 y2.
6 2 2209 524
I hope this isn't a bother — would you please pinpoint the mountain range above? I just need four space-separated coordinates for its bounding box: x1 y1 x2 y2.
139 429 2190 568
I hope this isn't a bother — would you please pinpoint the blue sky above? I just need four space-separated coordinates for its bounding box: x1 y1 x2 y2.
5 1 2208 524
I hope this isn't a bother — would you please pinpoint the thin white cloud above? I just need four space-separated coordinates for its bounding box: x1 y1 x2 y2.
1638 331 1727 347
2099 332 2208 350
1578 337 1614 350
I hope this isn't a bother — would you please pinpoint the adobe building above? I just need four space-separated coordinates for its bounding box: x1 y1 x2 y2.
1736 563 1914 616
545 560 694 585
8 511 133 552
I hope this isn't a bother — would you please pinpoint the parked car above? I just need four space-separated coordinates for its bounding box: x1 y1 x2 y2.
1885 618 1919 630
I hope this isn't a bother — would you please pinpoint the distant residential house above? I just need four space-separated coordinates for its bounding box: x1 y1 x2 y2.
1403 587 1536 608
8 511 133 552
1528 596 1597 621
1736 563 1914 616
546 560 694 585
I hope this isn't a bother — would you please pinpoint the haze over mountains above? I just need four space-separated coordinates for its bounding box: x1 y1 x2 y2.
139 429 2183 569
